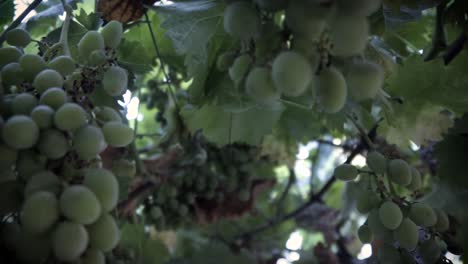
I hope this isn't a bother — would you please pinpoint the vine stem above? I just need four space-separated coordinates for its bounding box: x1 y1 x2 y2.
0 0 43 45
59 0 72 56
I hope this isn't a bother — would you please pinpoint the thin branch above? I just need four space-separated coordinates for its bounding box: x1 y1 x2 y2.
0 0 43 45
276 168 296 215
59 1 72 56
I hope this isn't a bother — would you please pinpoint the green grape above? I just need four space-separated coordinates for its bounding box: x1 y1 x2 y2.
0 143 17 170
228 54 252 84
24 170 61 197
37 129 69 159
151 206 163 219
73 125 107 160
223 2 260 40
39 87 67 110
329 15 369 57
89 49 108 66
6 28 31 47
11 93 37 115
21 191 59 234
393 218 418 251
54 102 87 131
356 189 380 214
378 201 403 230
101 20 123 49
409 203 437 227
33 69 64 94
94 106 122 123
59 185 102 224
48 56 76 77
254 0 287 11
366 151 387 174
2 115 39 149
216 51 236 72
317 66 347 113
16 229 51 264
420 239 442 264
358 224 373 243
102 66 128 96
434 208 449 232
78 31 105 61
346 61 384 101
272 51 313 97
407 167 422 191
0 46 22 68
19 54 47 82
377 244 401 264
111 159 136 178
81 249 105 264
83 168 119 212
245 67 280 103
31 105 54 129
86 213 120 252
52 221 89 262
16 150 46 180
285 0 332 41
336 0 381 16
388 159 412 186
291 36 321 60
334 164 358 181
102 121 134 147
1 62 24 86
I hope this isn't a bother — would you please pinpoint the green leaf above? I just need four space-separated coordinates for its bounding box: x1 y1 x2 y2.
0 0 14 28
118 39 154 74
74 8 101 30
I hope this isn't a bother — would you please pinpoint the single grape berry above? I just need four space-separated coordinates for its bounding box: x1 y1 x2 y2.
420 239 442 264
59 185 102 224
6 28 31 47
82 168 119 212
393 218 418 251
24 170 61 197
81 249 105 264
72 125 107 160
358 224 373 243
78 31 105 61
39 87 67 110
37 129 69 159
86 213 120 252
366 151 387 174
52 221 89 262
1 62 24 86
272 51 313 97
407 167 422 191
285 0 332 41
0 47 22 68
2 115 39 149
31 105 54 129
21 191 59 234
228 54 252 84
346 61 384 101
11 93 37 115
94 106 122 123
216 51 236 72
54 103 87 131
433 208 449 232
388 159 412 186
100 20 123 49
102 121 134 147
378 201 402 230
329 16 369 57
102 66 128 96
245 67 280 103
409 203 437 227
223 2 260 40
317 67 347 113
356 189 380 214
19 54 47 82
33 69 64 94
89 50 108 66
48 56 76 77
334 164 358 181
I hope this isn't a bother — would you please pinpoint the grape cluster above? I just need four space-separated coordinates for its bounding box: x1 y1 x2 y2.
0 21 134 263
333 151 450 264
219 0 384 113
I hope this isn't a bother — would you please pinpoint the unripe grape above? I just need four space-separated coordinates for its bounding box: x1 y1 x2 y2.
409 203 437 227
434 208 449 232
388 159 412 186
420 239 442 264
102 121 134 147
89 49 107 66
393 218 418 250
11 93 37 115
6 28 31 47
254 0 287 11
0 144 17 170
358 224 373 243
336 0 381 16
285 0 332 41
39 87 67 110
101 20 123 49
102 66 128 96
272 51 313 97
86 213 120 252
111 159 136 178
31 105 54 129
59 185 102 224
1 62 24 85
48 56 76 77
37 129 69 159
73 125 107 160
366 151 386 174
0 47 22 68
216 51 236 72
83 168 119 212
19 54 47 82
291 36 321 60
356 189 380 214
16 150 46 180
21 191 59 234
2 115 39 149
24 170 61 197
33 69 64 94
377 244 401 264
407 167 422 191
329 16 369 57
346 61 384 101
54 102 87 131
81 249 105 264
223 2 260 40
78 31 105 61
334 164 358 181
94 106 122 123
317 66 347 113
229 54 252 84
52 221 89 262
245 67 280 103
378 201 403 230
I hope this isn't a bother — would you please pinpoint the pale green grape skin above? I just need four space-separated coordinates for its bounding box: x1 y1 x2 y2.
0 47 22 68
16 150 46 180
358 224 373 243
73 125 107 160
334 164 358 181
59 185 102 224
407 167 422 191
409 203 437 227
378 244 401 264
1 62 24 86
356 189 380 214
317 66 347 113
86 213 120 252
434 208 449 232
12 93 38 116
285 0 332 41
94 106 122 123
2 115 39 149
21 191 59 234
346 61 384 101
102 121 134 147
78 31 105 61
366 151 387 174
82 168 119 212
81 249 105 264
378 201 403 230
37 129 69 159
6 28 31 47
24 170 61 197
330 16 369 57
420 239 442 264
39 87 67 110
291 36 321 60
272 51 313 97
388 159 412 186
336 0 382 16
19 54 47 82
223 2 260 40
245 67 280 103
89 49 107 66
393 218 418 251
31 105 54 129
33 69 64 94
52 221 89 262
216 51 236 72
54 103 87 131
0 144 17 170
48 56 76 77
229 54 252 84
101 20 123 49
102 66 128 96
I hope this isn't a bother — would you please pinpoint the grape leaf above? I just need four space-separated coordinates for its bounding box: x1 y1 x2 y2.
74 8 101 30
0 0 14 28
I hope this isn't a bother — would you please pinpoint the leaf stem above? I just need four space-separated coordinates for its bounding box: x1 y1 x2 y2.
0 0 43 45
59 1 72 56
